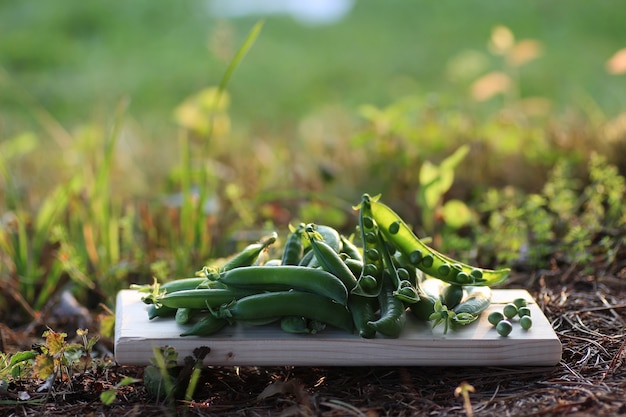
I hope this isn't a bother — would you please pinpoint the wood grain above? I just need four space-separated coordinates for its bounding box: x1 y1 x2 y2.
115 289 562 366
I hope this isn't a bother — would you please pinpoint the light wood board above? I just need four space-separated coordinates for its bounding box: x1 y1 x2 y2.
115 289 562 367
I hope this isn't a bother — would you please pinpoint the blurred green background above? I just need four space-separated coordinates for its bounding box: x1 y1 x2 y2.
2 0 624 134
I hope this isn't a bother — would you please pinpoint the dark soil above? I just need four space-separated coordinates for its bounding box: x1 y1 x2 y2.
1 264 625 417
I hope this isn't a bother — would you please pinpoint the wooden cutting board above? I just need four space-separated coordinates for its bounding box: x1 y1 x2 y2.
114 289 562 366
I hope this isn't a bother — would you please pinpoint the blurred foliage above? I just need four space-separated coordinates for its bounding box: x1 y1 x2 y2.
475 153 625 270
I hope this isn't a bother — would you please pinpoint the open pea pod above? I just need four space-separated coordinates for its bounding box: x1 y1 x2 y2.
368 194 510 287
350 195 385 297
374 229 419 304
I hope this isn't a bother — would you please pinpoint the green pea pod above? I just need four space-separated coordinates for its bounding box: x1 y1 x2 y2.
220 232 278 272
281 223 305 265
374 228 419 304
175 307 196 325
368 196 510 286
367 273 407 338
296 247 313 266
409 293 438 321
280 316 310 334
157 287 261 310
279 316 326 334
215 291 354 333
305 224 358 291
314 224 343 253
340 235 363 262
351 195 385 297
180 314 228 337
344 258 364 279
147 304 177 320
442 284 464 309
348 293 377 338
217 265 349 305
137 277 209 305
451 286 492 327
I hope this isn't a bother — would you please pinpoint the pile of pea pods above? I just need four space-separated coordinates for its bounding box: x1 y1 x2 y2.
135 194 511 338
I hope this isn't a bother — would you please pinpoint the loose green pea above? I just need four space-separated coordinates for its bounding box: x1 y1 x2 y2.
503 303 518 319
520 316 533 330
518 306 531 317
488 311 504 326
496 320 513 337
513 298 527 309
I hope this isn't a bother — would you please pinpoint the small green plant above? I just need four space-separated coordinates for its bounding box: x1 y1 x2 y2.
476 153 625 270
166 20 265 272
0 350 38 382
417 144 472 237
143 346 210 404
100 376 141 406
32 328 99 384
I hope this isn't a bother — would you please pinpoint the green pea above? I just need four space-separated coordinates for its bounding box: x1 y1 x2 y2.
397 268 410 281
408 250 423 266
437 263 451 276
496 320 513 337
470 268 483 280
455 271 471 284
503 303 518 319
362 216 375 230
359 275 378 291
513 298 527 309
365 231 378 244
366 248 380 261
397 286 418 300
488 311 504 326
518 306 531 317
520 316 533 330
363 263 379 277
388 221 401 235
421 254 434 268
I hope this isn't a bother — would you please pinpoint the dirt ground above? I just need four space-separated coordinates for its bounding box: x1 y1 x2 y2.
1 263 625 417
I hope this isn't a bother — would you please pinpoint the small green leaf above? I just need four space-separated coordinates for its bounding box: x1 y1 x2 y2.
8 350 38 367
100 390 117 406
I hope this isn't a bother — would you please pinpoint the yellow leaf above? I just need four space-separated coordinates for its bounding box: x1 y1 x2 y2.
606 47 626 75
488 25 514 55
33 354 55 380
507 39 542 67
43 329 67 357
470 71 511 101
